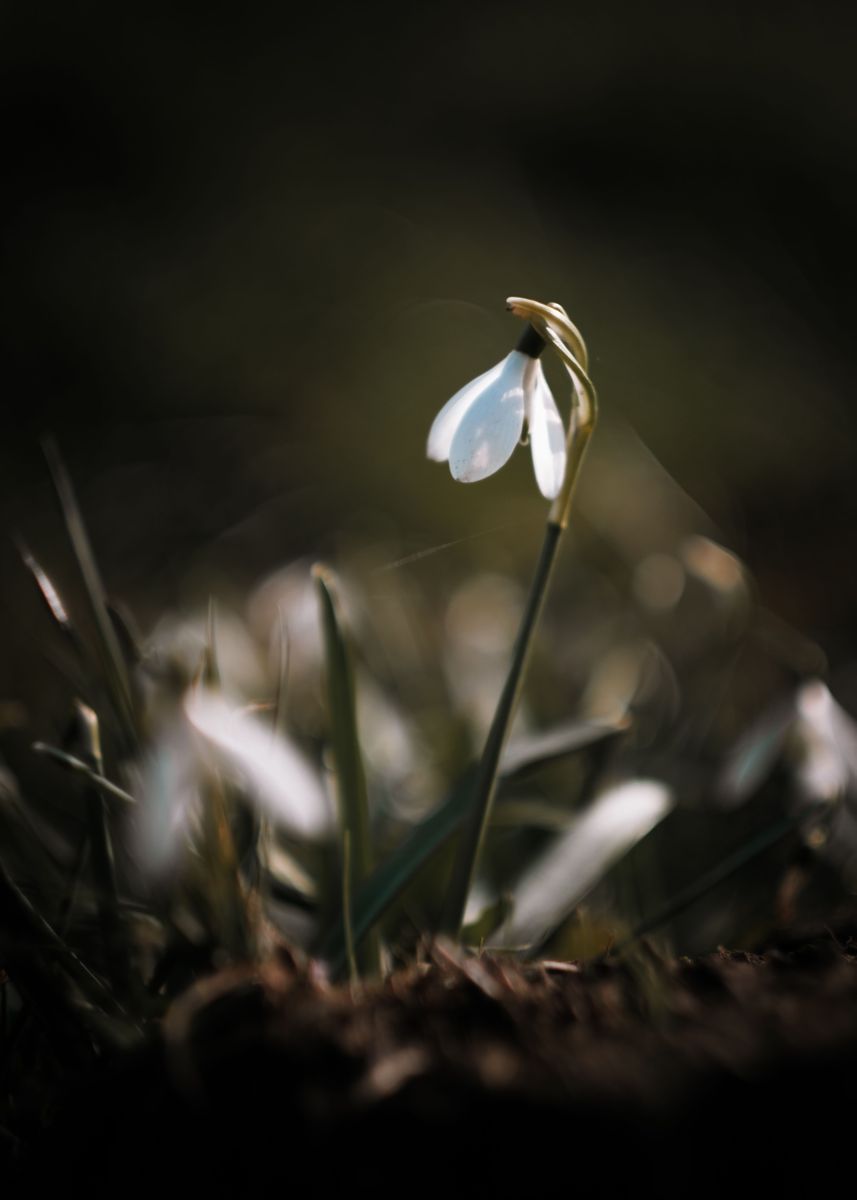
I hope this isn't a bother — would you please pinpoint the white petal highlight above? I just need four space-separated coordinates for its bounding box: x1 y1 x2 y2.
184 689 333 839
426 360 505 462
448 351 527 483
527 363 567 500
490 779 673 949
135 731 199 875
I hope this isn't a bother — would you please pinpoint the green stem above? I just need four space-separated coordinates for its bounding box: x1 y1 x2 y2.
439 519 563 935
314 566 381 977
342 831 359 986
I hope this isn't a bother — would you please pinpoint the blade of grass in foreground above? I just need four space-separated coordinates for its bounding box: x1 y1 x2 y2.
42 437 138 751
72 702 128 994
32 742 135 805
196 606 253 960
499 717 628 778
313 565 381 978
317 767 475 977
18 540 83 651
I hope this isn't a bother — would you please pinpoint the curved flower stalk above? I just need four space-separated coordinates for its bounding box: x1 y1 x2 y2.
439 297 599 935
505 297 597 529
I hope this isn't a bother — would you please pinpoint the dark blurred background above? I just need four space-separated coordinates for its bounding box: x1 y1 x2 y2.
2 1 857 717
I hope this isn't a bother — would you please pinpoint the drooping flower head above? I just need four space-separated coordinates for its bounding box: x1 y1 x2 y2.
427 323 567 499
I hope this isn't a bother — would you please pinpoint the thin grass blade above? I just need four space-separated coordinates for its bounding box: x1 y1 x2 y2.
273 603 290 738
313 564 380 977
32 742 135 805
499 715 629 778
71 702 128 993
317 767 475 975
42 437 138 749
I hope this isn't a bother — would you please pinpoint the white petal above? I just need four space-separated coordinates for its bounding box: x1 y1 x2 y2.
135 731 199 875
184 689 333 839
490 779 673 949
448 351 527 482
796 681 857 803
527 363 567 500
427 359 505 462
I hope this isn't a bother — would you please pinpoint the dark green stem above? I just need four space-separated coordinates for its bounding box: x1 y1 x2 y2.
439 519 563 935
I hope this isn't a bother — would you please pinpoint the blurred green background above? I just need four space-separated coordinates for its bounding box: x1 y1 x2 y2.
2 1 856 723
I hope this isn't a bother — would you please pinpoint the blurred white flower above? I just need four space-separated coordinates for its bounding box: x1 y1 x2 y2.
427 347 566 499
717 679 857 888
184 689 333 839
719 679 857 809
132 687 334 877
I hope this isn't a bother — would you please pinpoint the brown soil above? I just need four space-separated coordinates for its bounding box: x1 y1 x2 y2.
18 926 857 1196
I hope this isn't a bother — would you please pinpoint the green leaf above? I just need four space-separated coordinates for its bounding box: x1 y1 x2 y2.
273 603 291 739
317 768 475 977
32 741 135 805
313 564 381 977
499 716 629 778
69 702 128 993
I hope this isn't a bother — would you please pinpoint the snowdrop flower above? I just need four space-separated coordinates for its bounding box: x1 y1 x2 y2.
427 325 567 499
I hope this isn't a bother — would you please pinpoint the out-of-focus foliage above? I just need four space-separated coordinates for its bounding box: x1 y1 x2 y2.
2 3 857 1166
2 430 855 1040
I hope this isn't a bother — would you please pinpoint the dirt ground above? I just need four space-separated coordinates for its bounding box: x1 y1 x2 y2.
12 916 857 1197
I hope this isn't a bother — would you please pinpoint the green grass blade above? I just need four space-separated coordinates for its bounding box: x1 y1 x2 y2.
273 603 290 738
313 564 380 977
201 595 221 688
17 540 75 637
42 437 138 750
317 767 475 976
32 742 135 805
71 702 129 994
342 831 358 985
499 716 628 778
18 541 103 701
